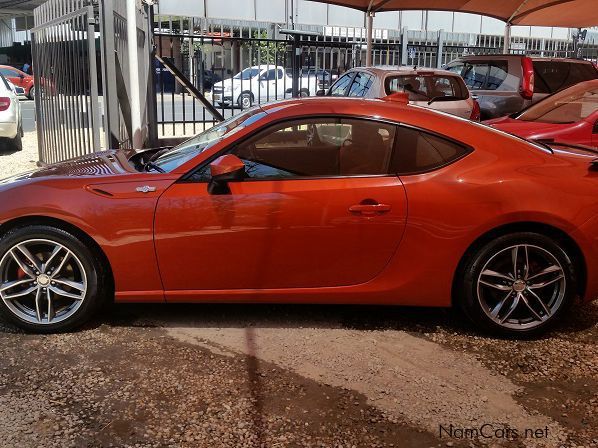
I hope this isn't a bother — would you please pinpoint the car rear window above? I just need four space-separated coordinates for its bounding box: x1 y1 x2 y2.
392 125 471 174
385 74 467 101
533 61 598 94
461 61 508 91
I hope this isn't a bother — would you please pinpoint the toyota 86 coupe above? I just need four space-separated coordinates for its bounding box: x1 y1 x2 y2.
0 96 597 336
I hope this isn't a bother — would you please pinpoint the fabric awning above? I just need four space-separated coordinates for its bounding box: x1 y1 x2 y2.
306 0 598 27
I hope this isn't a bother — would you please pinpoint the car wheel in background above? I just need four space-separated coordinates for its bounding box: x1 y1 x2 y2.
0 225 106 333
458 232 576 337
27 86 35 100
7 126 22 152
300 89 310 97
237 92 254 109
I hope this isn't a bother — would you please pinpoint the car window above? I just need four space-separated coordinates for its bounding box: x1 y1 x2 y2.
485 62 508 90
444 63 464 76
277 69 284 80
0 67 16 77
154 107 266 172
461 63 488 90
533 61 598 94
392 126 470 174
516 84 598 124
385 75 467 100
347 72 373 97
328 73 354 96
215 117 397 179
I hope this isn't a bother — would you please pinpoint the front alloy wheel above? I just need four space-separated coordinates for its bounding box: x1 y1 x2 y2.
0 226 103 332
460 233 576 336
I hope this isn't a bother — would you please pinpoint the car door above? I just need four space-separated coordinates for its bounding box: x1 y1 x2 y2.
154 116 407 293
256 68 278 102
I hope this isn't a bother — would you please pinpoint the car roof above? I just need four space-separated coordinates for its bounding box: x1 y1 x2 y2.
347 66 460 77
447 55 594 64
258 96 460 123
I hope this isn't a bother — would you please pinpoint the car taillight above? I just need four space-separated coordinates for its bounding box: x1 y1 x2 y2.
470 99 481 121
519 56 535 100
0 97 10 112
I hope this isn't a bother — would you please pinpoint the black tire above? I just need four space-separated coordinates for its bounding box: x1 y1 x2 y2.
0 225 106 333
458 232 577 337
237 92 254 109
8 126 23 152
27 86 35 100
299 89 310 97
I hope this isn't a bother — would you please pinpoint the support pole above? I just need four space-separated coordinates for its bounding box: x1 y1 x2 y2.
127 0 143 148
503 22 512 53
365 11 374 67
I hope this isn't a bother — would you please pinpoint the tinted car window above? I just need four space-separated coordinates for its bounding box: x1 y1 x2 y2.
348 72 373 97
329 73 354 96
385 75 467 100
229 118 397 178
533 61 598 94
392 126 470 174
461 63 489 90
485 62 508 90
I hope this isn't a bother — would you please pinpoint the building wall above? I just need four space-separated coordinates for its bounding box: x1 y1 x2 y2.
156 0 583 40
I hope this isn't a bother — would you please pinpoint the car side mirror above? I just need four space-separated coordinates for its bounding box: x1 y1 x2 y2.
19 74 25 79
208 154 246 195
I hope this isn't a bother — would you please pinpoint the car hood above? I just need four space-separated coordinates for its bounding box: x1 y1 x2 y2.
485 117 576 139
0 149 136 186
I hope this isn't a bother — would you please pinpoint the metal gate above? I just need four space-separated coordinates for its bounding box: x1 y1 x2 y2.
32 0 155 164
32 0 101 164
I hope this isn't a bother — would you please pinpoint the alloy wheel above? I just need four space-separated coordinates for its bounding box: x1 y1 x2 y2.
0 239 88 325
476 244 566 330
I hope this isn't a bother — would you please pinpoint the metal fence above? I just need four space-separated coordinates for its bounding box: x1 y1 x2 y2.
32 2 598 160
153 14 598 143
31 0 101 164
153 17 405 139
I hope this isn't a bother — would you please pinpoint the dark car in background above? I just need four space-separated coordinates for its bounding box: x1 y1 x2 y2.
444 55 598 119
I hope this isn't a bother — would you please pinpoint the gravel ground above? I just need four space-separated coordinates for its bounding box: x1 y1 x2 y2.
0 131 39 178
0 131 596 447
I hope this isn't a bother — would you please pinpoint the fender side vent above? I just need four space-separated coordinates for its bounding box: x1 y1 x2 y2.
88 187 114 197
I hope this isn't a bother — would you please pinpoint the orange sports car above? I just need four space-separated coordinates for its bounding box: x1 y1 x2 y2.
0 97 597 336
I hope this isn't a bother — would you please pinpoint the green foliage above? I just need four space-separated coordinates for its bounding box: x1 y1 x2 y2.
245 30 287 66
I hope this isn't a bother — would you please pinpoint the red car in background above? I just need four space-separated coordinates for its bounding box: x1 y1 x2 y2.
486 80 598 148
0 65 35 100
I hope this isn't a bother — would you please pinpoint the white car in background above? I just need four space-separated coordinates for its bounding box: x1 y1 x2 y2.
212 65 318 108
325 66 480 120
0 74 22 152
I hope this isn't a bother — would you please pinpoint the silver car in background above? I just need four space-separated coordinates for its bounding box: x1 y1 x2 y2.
0 74 22 153
324 66 479 120
444 55 598 120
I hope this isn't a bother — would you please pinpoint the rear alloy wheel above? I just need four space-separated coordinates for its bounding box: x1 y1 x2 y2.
0 226 103 333
460 233 576 337
28 86 35 100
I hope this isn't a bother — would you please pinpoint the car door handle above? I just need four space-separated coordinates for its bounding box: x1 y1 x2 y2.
349 202 392 216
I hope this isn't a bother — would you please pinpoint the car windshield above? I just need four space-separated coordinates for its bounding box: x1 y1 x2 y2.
152 107 266 172
385 75 468 101
234 68 261 80
515 83 598 124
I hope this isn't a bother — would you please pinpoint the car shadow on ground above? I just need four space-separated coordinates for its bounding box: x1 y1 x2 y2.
97 300 597 339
